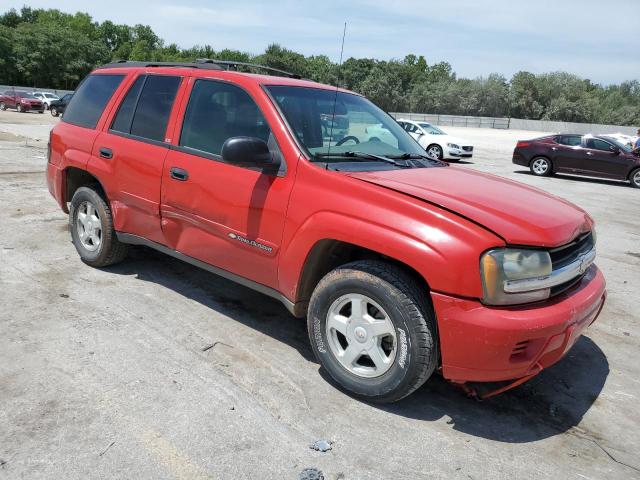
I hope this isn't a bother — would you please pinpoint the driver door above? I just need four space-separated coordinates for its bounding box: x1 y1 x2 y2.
582 138 629 179
160 78 295 288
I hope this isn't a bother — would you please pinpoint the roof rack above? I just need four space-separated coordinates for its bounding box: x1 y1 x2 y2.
97 59 302 79
196 59 301 79
97 60 224 71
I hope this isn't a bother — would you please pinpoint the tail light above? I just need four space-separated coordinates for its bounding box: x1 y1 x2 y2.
516 141 531 149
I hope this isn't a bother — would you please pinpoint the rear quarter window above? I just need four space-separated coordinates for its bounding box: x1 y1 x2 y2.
63 74 125 129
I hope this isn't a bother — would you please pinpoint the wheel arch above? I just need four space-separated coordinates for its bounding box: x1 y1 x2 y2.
291 238 432 318
63 167 108 207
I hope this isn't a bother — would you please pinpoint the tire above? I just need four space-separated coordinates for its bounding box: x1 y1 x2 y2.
16 104 23 113
51 107 59 117
45 104 49 110
69 186 129 267
0 102 5 110
630 168 640 189
308 260 437 403
426 144 443 160
530 156 552 176
38 109 44 114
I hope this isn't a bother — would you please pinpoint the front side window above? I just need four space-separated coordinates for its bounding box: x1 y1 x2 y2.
419 123 445 135
180 79 271 156
586 138 613 151
63 74 124 129
266 86 430 170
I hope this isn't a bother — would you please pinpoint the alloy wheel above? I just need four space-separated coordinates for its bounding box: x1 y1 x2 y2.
326 293 397 378
633 170 640 188
532 158 550 175
76 201 102 252
427 145 442 159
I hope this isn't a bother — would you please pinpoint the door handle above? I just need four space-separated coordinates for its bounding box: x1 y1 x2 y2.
99 147 113 159
586 151 594 156
170 167 189 181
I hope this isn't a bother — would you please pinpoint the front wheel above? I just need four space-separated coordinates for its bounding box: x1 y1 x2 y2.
50 107 59 117
69 187 129 267
16 104 23 113
530 157 552 176
0 102 5 110
630 168 640 189
308 260 438 403
426 144 443 160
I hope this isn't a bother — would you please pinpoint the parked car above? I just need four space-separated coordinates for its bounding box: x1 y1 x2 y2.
0 90 45 113
49 93 73 117
47 61 605 403
33 91 60 109
513 134 640 188
397 119 474 160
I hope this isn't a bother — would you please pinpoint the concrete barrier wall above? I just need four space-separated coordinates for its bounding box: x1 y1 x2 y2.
0 85 75 96
391 112 638 135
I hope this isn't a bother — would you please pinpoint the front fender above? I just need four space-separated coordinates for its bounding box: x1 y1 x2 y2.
278 209 502 302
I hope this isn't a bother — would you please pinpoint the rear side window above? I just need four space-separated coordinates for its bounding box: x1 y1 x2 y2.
110 75 181 142
63 74 124 129
180 79 271 156
558 135 582 146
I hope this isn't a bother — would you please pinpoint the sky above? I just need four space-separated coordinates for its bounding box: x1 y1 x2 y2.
1 0 638 84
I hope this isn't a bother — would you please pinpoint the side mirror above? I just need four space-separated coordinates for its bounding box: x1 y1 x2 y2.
609 145 620 154
222 137 279 172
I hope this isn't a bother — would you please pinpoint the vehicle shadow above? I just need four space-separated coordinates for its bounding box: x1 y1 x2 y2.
105 246 609 444
514 169 629 188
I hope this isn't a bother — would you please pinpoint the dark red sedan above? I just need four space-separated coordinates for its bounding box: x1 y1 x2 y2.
0 90 45 113
513 134 640 188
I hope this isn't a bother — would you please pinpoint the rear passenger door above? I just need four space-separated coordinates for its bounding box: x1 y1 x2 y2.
161 78 294 288
552 135 584 173
90 74 183 243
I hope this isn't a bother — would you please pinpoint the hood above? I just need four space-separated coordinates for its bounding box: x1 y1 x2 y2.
438 135 469 146
347 166 592 247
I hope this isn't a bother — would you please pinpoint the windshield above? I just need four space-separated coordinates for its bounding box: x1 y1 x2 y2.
266 86 429 167
17 92 36 98
603 136 633 152
419 123 445 135
44 93 58 99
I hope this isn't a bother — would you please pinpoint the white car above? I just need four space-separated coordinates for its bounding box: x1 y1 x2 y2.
32 92 60 110
397 119 474 161
601 133 638 150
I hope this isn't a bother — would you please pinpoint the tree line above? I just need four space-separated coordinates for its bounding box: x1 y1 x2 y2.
1 6 639 126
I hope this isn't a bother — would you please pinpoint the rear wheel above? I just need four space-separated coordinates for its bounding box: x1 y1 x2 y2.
51 107 59 117
530 157 552 176
0 102 5 110
308 260 437 403
630 168 640 189
426 144 443 160
69 187 129 267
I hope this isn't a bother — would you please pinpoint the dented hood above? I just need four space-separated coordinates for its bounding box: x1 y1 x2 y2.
347 166 592 247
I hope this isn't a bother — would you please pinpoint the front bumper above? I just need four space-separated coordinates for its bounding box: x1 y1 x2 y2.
446 146 473 159
432 265 606 383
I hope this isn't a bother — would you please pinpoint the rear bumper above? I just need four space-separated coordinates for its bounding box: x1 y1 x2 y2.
512 150 528 166
46 161 68 213
432 265 606 383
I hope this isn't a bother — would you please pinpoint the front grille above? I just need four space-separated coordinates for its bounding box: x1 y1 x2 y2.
462 146 473 152
549 231 593 270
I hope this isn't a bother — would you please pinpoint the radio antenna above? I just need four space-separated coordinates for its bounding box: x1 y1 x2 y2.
326 22 347 160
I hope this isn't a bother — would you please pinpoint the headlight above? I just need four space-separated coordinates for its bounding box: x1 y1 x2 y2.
480 248 552 305
447 143 460 149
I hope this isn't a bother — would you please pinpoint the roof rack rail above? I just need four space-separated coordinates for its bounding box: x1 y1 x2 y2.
97 60 224 71
195 59 301 79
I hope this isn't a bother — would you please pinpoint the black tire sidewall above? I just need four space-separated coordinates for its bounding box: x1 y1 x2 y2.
69 188 111 265
308 269 434 401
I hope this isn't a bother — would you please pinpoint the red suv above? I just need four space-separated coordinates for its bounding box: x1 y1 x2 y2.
0 90 45 113
46 61 606 402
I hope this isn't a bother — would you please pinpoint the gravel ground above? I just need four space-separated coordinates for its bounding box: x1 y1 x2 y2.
1 109 639 480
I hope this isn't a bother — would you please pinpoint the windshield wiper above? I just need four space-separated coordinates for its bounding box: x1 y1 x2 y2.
387 152 446 166
314 151 410 167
